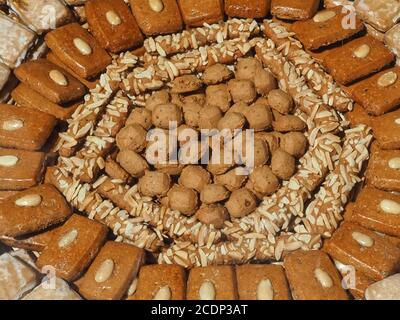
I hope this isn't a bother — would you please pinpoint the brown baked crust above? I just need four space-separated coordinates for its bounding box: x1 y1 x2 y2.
45 23 112 79
36 214 108 281
129 0 183 36
178 0 224 27
225 0 271 18
85 0 144 53
291 7 365 50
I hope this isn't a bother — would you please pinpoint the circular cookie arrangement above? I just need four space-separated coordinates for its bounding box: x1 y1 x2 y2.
0 0 400 301
115 58 308 223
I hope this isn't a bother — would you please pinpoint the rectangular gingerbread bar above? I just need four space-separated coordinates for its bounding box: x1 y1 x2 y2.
45 22 112 79
15 59 87 105
236 264 291 300
47 51 98 89
129 0 183 36
271 0 320 20
348 185 400 237
36 214 108 281
321 35 394 85
132 264 187 300
178 0 224 27
11 83 81 121
324 222 400 281
187 265 238 300
76 241 144 300
225 0 271 18
366 145 400 192
85 0 144 53
0 184 72 238
351 67 400 116
284 250 348 300
0 148 46 191
0 104 57 151
372 109 400 150
291 6 364 50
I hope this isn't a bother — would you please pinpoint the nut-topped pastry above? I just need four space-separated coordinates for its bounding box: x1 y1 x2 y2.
178 0 224 27
291 6 365 50
131 264 187 300
0 184 72 237
1 0 400 301
76 241 144 300
0 148 46 190
15 59 87 104
45 23 112 78
225 0 271 18
36 214 108 281
85 0 144 53
129 0 183 35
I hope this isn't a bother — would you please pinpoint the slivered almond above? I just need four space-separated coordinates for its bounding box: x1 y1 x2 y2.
199 281 216 300
256 279 274 300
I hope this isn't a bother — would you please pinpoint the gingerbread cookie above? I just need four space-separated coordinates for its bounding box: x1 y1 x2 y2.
366 146 400 192
225 0 271 18
284 250 348 300
36 214 108 281
0 104 57 151
291 6 364 50
45 23 112 79
0 148 46 191
321 35 394 85
178 0 224 27
132 264 187 300
129 0 183 36
0 184 72 237
324 222 400 281
271 0 320 20
351 67 400 116
348 186 400 237
187 266 238 300
85 0 144 53
15 59 87 105
76 241 144 300
372 109 400 150
236 264 291 300
12 83 81 120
